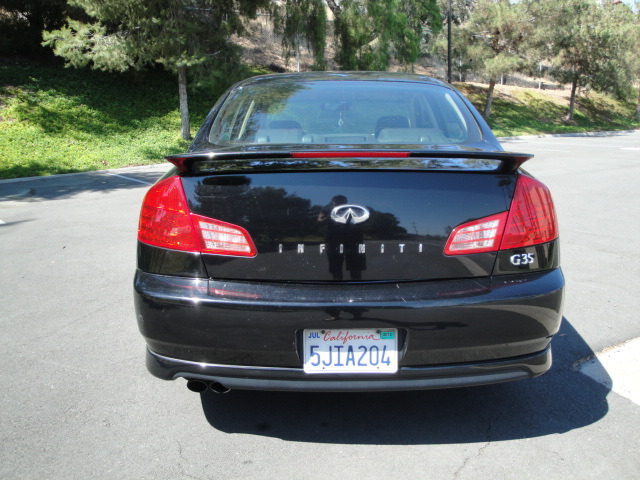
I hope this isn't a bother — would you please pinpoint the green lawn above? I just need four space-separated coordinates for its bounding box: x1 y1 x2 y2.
1 61 638 179
0 61 243 179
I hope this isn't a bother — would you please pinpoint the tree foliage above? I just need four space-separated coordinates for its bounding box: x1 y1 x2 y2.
275 0 443 71
43 0 267 75
436 0 475 26
0 0 84 56
530 0 637 120
325 0 442 70
274 0 327 70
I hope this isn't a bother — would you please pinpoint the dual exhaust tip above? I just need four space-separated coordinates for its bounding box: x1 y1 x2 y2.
186 379 230 394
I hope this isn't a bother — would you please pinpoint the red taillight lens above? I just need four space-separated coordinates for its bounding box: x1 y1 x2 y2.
138 176 256 257
500 175 558 249
444 175 558 255
444 212 507 255
138 176 200 251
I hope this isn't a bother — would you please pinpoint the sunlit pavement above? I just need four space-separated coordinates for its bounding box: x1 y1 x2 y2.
577 337 640 406
1 131 639 480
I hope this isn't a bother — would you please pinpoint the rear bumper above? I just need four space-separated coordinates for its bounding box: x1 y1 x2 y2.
134 267 564 391
147 346 552 392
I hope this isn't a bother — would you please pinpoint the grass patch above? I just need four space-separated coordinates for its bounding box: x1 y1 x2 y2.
456 83 640 137
0 60 265 179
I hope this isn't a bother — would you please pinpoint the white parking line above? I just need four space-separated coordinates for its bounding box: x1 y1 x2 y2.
577 337 640 406
501 143 570 153
104 172 153 185
520 148 571 153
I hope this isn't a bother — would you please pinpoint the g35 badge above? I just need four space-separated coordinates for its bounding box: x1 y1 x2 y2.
510 253 535 266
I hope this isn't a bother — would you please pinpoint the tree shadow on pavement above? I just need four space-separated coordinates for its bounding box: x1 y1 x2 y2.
0 170 167 201
199 318 610 444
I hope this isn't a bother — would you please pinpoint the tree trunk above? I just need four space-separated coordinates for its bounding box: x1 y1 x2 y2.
325 0 341 16
178 66 190 140
566 76 578 122
484 79 496 118
447 2 452 84
635 87 640 119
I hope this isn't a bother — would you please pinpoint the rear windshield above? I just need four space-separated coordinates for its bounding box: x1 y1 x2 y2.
208 80 481 146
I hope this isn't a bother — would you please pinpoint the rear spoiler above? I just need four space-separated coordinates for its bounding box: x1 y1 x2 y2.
166 150 533 175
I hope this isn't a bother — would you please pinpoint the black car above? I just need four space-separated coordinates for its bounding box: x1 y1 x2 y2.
134 72 563 393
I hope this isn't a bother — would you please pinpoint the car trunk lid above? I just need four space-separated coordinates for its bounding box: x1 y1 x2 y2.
180 168 517 282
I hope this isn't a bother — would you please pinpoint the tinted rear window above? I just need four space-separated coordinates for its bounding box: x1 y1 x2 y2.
208 80 481 146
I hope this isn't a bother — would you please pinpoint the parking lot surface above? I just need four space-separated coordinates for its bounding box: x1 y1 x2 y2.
1 132 639 479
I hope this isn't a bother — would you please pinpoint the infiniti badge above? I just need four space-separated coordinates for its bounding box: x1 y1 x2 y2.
330 204 370 225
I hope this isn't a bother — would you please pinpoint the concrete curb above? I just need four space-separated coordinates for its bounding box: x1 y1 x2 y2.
497 129 639 141
0 163 171 185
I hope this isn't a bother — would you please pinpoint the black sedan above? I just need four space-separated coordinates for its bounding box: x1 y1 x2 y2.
134 72 563 393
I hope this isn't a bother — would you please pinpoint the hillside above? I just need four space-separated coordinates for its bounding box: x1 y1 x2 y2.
456 83 640 137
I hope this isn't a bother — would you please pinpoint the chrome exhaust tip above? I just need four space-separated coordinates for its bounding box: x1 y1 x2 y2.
186 379 208 393
209 381 230 394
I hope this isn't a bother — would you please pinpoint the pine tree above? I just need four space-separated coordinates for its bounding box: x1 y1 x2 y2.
275 0 327 70
324 0 442 70
43 0 269 140
463 0 530 118
531 0 636 121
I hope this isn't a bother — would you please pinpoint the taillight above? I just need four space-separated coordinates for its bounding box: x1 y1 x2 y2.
191 215 256 256
500 175 558 249
444 174 558 255
138 176 256 257
444 212 507 255
138 176 200 251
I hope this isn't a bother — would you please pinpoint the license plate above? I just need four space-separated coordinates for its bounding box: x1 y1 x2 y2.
303 329 398 374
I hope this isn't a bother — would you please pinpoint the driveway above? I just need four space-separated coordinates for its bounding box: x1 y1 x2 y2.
1 132 639 479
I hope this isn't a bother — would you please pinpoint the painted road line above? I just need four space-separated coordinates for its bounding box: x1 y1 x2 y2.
621 147 640 151
577 337 640 406
0 163 170 185
511 148 571 153
104 172 153 186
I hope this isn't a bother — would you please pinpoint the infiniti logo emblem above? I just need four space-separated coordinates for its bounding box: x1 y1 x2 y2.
330 204 370 225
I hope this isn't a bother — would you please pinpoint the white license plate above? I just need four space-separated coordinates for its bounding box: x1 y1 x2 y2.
303 328 398 374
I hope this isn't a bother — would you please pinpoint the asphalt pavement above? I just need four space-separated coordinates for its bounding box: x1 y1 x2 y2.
1 132 639 480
